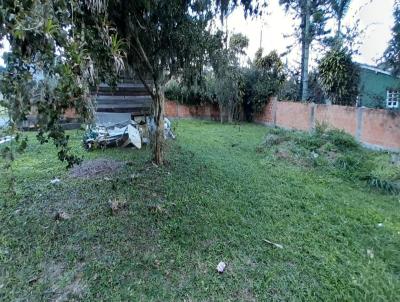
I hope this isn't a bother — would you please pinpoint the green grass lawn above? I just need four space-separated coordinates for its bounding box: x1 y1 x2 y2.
1 120 399 301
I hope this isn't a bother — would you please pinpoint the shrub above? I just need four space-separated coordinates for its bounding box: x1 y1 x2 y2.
243 50 286 121
325 129 359 150
318 47 360 106
165 79 182 101
164 78 210 105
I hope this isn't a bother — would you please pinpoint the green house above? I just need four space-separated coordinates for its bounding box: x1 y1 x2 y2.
358 64 400 109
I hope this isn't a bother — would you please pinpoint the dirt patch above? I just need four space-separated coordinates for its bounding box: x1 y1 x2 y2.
264 134 288 146
41 261 87 302
69 158 123 179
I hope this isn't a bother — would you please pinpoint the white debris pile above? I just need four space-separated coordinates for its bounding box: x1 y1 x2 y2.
0 136 14 145
84 117 175 150
216 261 226 273
50 178 61 185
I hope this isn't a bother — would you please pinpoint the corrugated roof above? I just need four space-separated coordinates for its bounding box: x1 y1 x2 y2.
358 63 394 77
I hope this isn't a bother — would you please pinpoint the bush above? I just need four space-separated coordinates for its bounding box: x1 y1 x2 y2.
243 50 286 121
318 47 360 106
165 79 182 101
164 78 210 105
325 129 359 150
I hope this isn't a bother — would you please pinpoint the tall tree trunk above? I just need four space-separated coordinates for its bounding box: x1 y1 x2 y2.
153 83 165 165
300 0 311 101
227 99 233 123
337 18 342 38
219 104 224 123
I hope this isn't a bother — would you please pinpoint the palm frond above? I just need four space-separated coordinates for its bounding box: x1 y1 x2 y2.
329 0 352 19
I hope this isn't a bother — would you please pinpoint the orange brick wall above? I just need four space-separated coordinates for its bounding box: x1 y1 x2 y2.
254 100 274 124
276 101 311 131
165 100 178 117
210 104 220 121
164 100 400 151
165 100 220 121
361 109 400 150
316 104 357 135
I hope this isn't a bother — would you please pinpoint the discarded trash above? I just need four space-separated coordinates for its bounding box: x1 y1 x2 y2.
216 261 226 273
84 117 175 150
367 249 374 259
50 178 61 185
54 211 71 221
311 151 319 159
377 223 384 228
263 239 284 249
0 136 14 145
163 117 176 139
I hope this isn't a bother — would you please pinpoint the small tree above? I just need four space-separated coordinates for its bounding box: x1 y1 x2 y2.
207 32 249 123
318 47 359 106
329 0 352 38
243 49 285 120
383 0 400 76
279 0 330 101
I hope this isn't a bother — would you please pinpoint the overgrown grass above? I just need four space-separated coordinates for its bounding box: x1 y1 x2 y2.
261 124 400 194
0 120 399 301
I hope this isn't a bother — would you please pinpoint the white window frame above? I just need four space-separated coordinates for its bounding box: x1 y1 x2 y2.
387 90 400 109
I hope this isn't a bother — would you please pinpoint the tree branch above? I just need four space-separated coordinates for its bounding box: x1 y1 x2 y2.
133 34 154 75
134 66 155 99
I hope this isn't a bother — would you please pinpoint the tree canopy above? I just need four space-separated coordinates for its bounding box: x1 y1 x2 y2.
279 0 330 101
318 47 359 106
383 0 400 76
329 0 352 36
0 0 269 168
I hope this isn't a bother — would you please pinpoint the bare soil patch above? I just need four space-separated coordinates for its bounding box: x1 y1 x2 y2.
69 158 123 179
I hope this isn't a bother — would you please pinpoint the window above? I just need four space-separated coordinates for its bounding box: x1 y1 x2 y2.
387 90 400 108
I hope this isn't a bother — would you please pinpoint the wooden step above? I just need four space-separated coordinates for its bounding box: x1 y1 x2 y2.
95 95 152 103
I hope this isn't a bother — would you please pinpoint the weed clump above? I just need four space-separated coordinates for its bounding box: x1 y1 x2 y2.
261 125 400 194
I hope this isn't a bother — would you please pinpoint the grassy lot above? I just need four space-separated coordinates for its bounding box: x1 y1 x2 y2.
0 120 399 301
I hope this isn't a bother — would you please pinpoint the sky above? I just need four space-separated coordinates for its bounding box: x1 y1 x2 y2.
0 0 395 68
226 0 395 68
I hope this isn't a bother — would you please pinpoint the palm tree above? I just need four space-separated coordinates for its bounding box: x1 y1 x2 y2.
330 0 352 37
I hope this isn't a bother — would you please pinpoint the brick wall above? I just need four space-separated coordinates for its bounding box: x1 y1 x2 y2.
165 100 220 121
361 109 400 150
275 101 311 131
254 99 275 124
165 99 400 151
316 104 357 135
